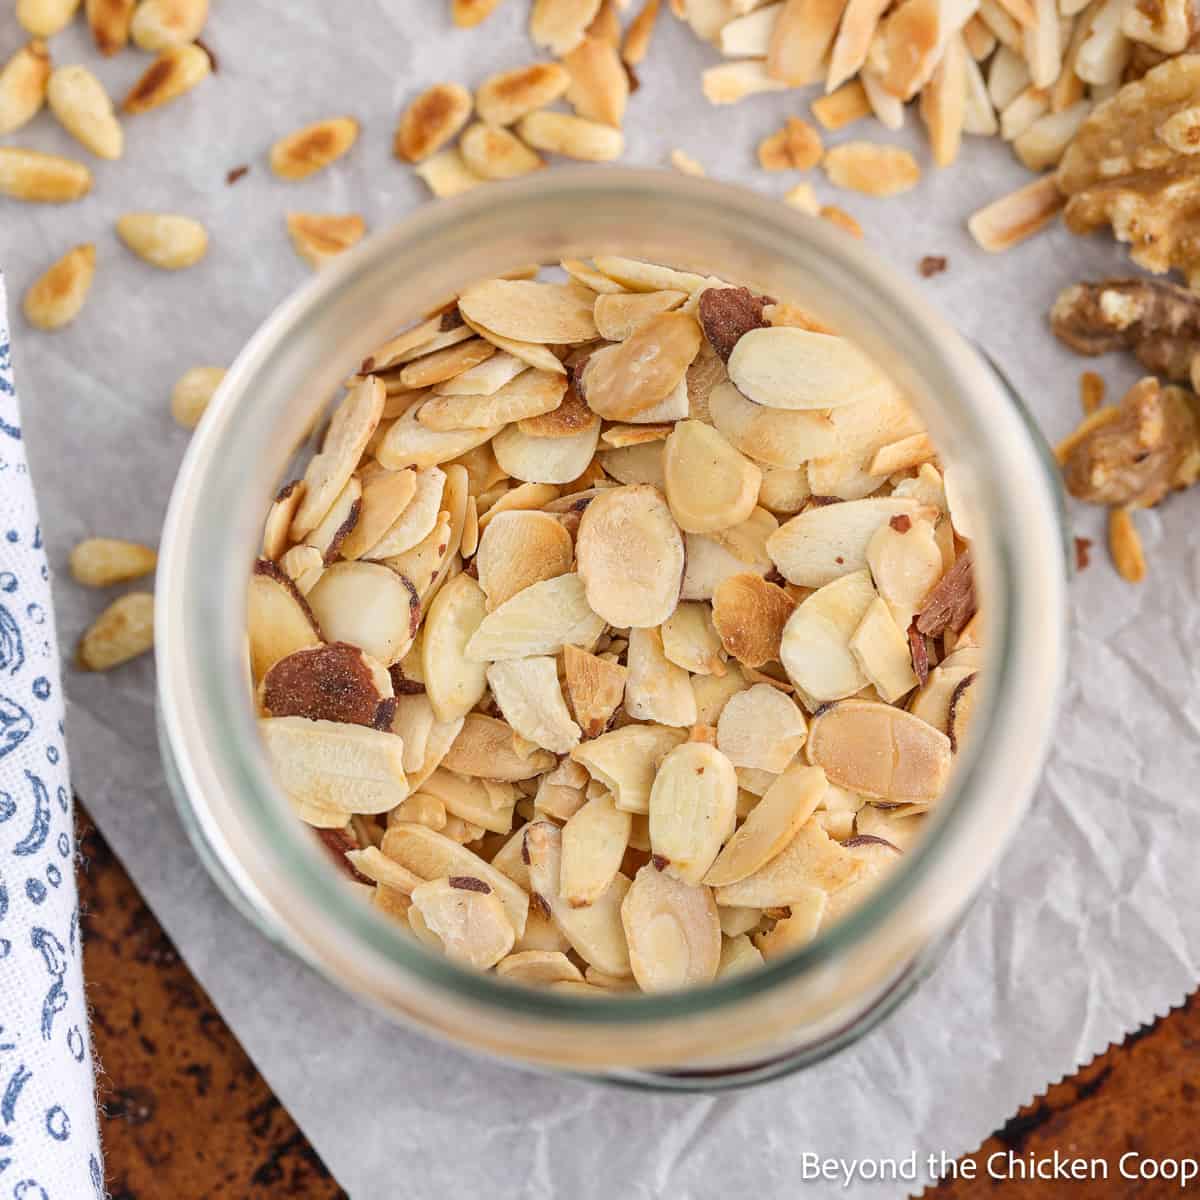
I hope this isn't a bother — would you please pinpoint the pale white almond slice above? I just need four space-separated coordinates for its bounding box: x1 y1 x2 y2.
346 846 426 892
306 561 419 665
947 670 978 753
563 32 629 125
476 510 574 611
598 441 667 489
849 595 919 702
941 462 976 541
465 572 606 661
304 474 361 562
459 279 598 345
477 481 560 525
375 403 501 471
661 602 726 675
409 877 516 968
720 2 783 54
908 647 982 732
492 418 601 485
535 765 589 821
524 821 632 975
680 531 768 601
711 573 796 668
561 257 627 294
805 454 887 501
562 644 627 737
278 545 324 595
262 480 305 561
736 766 779 797
625 627 699 727
805 699 952 802
460 121 545 179
891 461 946 508
778 569 877 706
247 560 322 683
714 820 865 907
593 289 688 340
291 377 385 539
419 767 516 833
260 717 408 815
648 742 738 884
487 657 582 753
414 148 484 198
409 711 468 794
827 384 924 463
365 318 471 373
418 370 566 432
576 484 684 627
753 887 828 957
728 327 890 411
496 950 585 984
692 668 752 726
585 966 639 989
704 762 826 886
709 381 838 468
867 432 935 475
767 498 932 586
341 468 419 560
399 337 495 389
716 683 808 772
433 352 526 397
460 314 567 375
621 864 720 991
702 59 794 104
759 466 810 515
561 792 633 906
378 511 451 599
531 0 602 53
718 905 762 937
421 571 489 722
592 255 712 295
663 419 761 533
462 495 480 557
719 933 765 976
571 724 687 813
854 804 925 850
579 313 701 420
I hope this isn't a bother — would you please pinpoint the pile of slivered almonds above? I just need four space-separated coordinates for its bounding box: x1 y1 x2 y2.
241 261 982 990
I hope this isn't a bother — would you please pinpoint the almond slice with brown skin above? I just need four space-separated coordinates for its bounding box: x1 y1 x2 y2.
306 561 419 665
260 642 394 728
476 510 574 611
409 877 515 968
648 742 738 884
946 670 979 753
339 468 418 560
571 724 687 814
420 571 488 721
304 475 361 563
805 699 952 802
908 646 983 732
561 792 633 906
714 820 865 907
368 466 445 558
562 644 627 737
487 656 582 753
704 762 826 886
247 559 322 683
716 683 808 772
576 484 684 627
663 419 761 533
621 863 720 991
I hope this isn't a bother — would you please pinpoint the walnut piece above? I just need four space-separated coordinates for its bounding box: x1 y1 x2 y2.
1060 376 1200 508
1051 278 1200 380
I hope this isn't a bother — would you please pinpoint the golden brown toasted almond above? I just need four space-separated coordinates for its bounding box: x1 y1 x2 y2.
307 561 421 666
47 65 123 160
663 420 761 534
716 682 808 772
262 480 304 562
453 0 506 25
823 141 921 196
621 863 721 990
170 366 225 429
579 312 701 420
269 116 359 180
648 742 738 884
0 40 51 137
530 0 603 54
130 0 208 50
442 713 556 780
517 382 596 438
69 537 157 587
516 110 624 161
697 286 771 361
711 572 796 668
261 642 395 727
496 949 585 984
419 571 489 721
18 0 80 37
460 279 598 344
116 213 207 270
919 33 967 168
76 592 155 671
0 147 91 203
247 559 323 683
562 644 627 738
22 243 95 331
465 572 605 662
967 173 1063 253
285 213 366 269
593 289 687 341
563 33 629 127
394 83 473 163
623 0 661 63
1108 506 1146 582
123 43 211 114
476 61 571 126
399 337 496 389
420 370 566 433
459 122 544 179
85 0 136 54
767 0 846 84
812 79 873 130
712 820 864 907
758 116 824 170
820 204 864 237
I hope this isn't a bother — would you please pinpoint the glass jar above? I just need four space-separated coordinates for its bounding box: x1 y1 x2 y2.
156 169 1068 1089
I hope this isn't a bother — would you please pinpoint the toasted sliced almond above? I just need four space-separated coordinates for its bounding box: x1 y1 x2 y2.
591 256 710 294
572 723 687 813
593 290 688 341
399 338 495 390
602 423 672 448
967 173 1063 253
563 33 629 126
420 571 489 721
419 768 516 833
166 364 224 429
23 242 95 331
1109 507 1145 583
390 693 440 775
562 644 627 737
487 657 582 753
648 742 738 884
714 819 864 906
496 950 584 984
394 83 472 163
561 792 633 905
720 3 782 54
576 484 684 627
702 59 795 103
753 887 827 955
625 627 699 726
460 280 598 345
709 381 838 468
768 0 847 83
476 61 571 126
460 314 566 374
865 516 943 629
492 418 602 485
76 590 154 670
366 466 445 558
716 683 807 771
122 42 210 114
621 863 720 991
466 572 605 661
561 258 626 294
270 116 358 179
623 0 661 61
306 561 418 665
758 115 825 170
18 0 81 36
806 699 952 801
706 505 777 570
460 121 544 179
278 545 324 595
711 573 796 667
661 602 726 675
919 32 967 167
680 531 767 601
409 877 516 968
286 212 366 269
260 717 408 815
376 403 500 471
339 468 418 560
849 596 919 701
346 845 425 891
247 559 322 682
597 442 666 490
0 41 51 137
718 933 765 975
433 352 525 399
516 110 624 161
822 141 921 195
414 147 485 198
475 510 574 612
758 465 812 515
420 370 565 432
0 147 91 203
84 0 135 53
663 419 761 533
303 475 361 563
908 646 982 731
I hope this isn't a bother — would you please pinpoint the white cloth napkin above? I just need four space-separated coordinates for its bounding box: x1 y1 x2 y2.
0 275 103 1199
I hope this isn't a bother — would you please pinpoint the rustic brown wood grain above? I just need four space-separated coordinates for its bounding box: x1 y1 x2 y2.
79 803 1197 1198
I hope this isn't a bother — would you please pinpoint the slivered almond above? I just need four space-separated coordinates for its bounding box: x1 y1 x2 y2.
76 591 154 670
85 0 135 53
476 62 571 126
823 142 920 195
576 484 684 627
517 110 624 161
269 116 358 179
394 83 472 163
649 742 738 884
1108 507 1145 582
531 0 603 53
579 312 701 420
702 59 794 104
563 644 627 737
466 572 605 660
23 243 95 331
0 41 51 137
69 537 157 587
413 148 484 198
716 683 808 771
920 32 967 166
806 699 951 801
286 213 366 269
123 43 210 114
572 724 687 813
169 365 224 429
410 877 515 968
625 627 699 726
0 146 92 203
621 863 720 990
711 572 796 667
828 0 888 99
561 792 633 905
593 289 687 341
460 121 544 179
563 34 629 126
487 657 582 752
18 0 81 36
967 173 1063 252
661 602 726 675
116 212 207 270
460 280 598 345
623 0 661 62
720 3 783 55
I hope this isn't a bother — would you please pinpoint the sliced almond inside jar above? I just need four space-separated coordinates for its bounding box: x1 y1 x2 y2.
709 381 838 468
461 314 568 375
247 559 322 682
592 256 710 294
663 419 761 533
716 683 808 772
576 484 684 627
375 403 501 471
465 572 605 661
660 602 726 675
562 644 627 737
805 699 952 802
865 516 944 628
278 545 324 595
306 561 419 665
579 312 701 420
303 475 361 563
598 440 666 489
621 863 720 991
487 657 582 753
560 792 633 906
419 370 566 432
571 723 687 813
625 626 699 727
714 820 865 907
476 510 574 610
753 887 828 958
433 351 526 397
492 418 601 485
420 571 489 722
338 468 418 559
908 647 983 732
704 762 827 886
419 768 516 834
368 466 445 558
399 338 495 390
260 642 393 728
711 573 796 668
460 280 599 345
848 595 919 702
946 670 979 753
593 289 688 341
495 950 584 985
648 741 738 885
680 532 767 602
409 877 516 969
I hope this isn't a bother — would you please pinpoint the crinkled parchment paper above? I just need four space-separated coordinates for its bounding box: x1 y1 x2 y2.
3 4 1198 1197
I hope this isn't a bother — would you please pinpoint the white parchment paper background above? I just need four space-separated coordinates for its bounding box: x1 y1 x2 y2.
2 3 1198 1197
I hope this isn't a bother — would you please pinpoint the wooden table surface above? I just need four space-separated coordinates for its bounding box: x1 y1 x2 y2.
80 806 1198 1200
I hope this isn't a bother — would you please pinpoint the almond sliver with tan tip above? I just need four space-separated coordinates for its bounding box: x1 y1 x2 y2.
259 717 409 815
459 279 598 344
247 560 322 682
716 683 808 772
465 572 606 661
487 657 582 753
663 419 761 533
421 571 488 722
376 404 501 471
621 864 720 991
306 561 419 665
712 572 796 668
340 467 418 559
561 792 633 906
476 510 573 610
419 369 566 432
409 878 516 968
704 762 827 886
524 821 632 975
648 741 738 884
727 327 890 411
805 699 952 802
593 289 687 340
571 724 687 814
562 644 627 737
